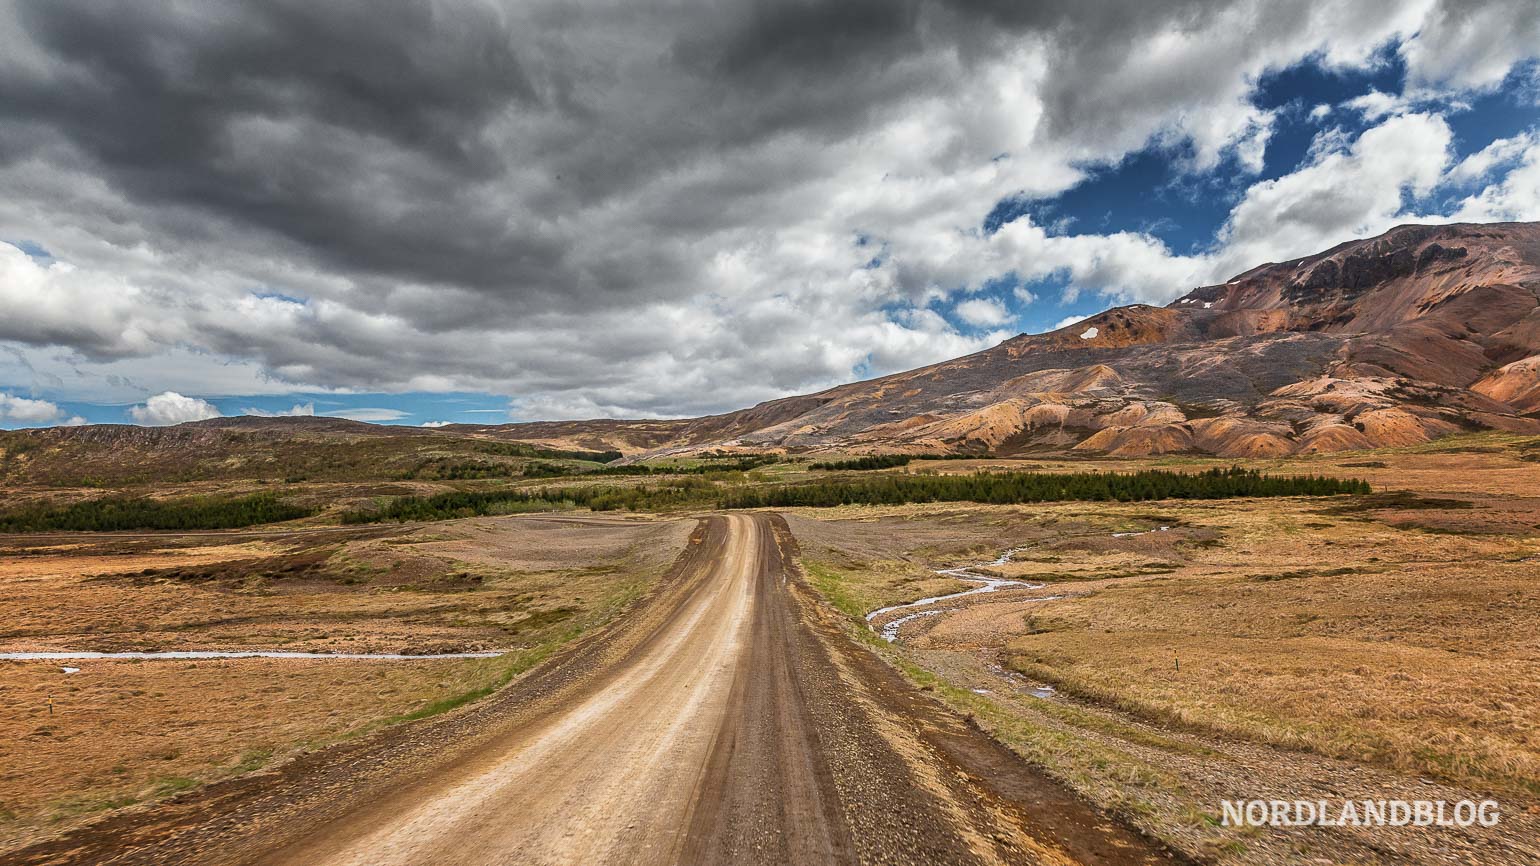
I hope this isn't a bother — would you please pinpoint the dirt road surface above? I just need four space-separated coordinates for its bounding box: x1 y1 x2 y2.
5 514 1178 866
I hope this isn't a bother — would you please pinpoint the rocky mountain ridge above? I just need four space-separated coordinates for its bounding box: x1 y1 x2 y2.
12 221 1540 460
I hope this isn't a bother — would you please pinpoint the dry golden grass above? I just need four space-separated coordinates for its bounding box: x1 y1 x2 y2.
0 514 691 850
998 499 1540 797
0 656 499 849
788 442 1540 800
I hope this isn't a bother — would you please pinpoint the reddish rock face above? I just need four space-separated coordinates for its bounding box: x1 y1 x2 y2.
21 223 1540 460
467 222 1540 458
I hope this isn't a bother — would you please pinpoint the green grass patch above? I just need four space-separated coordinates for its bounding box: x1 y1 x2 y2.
380 567 652 726
801 560 880 625
231 748 274 774
147 776 198 798
48 793 140 821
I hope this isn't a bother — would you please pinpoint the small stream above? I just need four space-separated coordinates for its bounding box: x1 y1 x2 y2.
0 650 503 661
866 547 1061 642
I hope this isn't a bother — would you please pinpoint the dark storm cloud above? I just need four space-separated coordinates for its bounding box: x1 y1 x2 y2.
671 0 1250 146
676 0 923 85
1 1 571 296
0 0 1339 304
13 2 534 163
0 0 1536 417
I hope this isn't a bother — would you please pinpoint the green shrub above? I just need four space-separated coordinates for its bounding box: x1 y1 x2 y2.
0 492 315 532
340 479 716 523
811 455 912 471
719 467 1369 509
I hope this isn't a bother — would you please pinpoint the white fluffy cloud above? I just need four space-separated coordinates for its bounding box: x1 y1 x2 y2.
1342 89 1408 121
242 402 316 417
953 298 1012 327
1447 132 1540 221
420 420 452 428
128 391 222 426
0 1 1537 420
1046 314 1091 333
322 408 408 422
0 242 171 359
0 392 66 424
1215 113 1455 272
1400 0 1540 93
1446 132 1539 185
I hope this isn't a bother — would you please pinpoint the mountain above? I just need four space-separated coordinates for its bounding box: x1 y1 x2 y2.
7 221 1540 463
496 221 1540 457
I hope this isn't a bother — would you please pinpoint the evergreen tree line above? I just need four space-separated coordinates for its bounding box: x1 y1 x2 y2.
398 458 522 480
0 492 315 533
341 479 715 523
718 467 1370 509
520 461 579 478
476 442 623 463
520 455 777 479
584 455 779 476
810 453 996 471
810 455 913 471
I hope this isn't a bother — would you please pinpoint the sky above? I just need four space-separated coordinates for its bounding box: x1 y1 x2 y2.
1 0 1539 428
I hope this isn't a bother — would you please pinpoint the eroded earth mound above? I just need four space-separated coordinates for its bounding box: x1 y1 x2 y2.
8 222 1540 461
500 221 1540 458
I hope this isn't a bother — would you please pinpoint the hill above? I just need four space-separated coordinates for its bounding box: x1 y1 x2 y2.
5 221 1539 465
492 221 1540 458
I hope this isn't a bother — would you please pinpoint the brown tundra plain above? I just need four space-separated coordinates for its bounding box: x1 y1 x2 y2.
0 429 1537 864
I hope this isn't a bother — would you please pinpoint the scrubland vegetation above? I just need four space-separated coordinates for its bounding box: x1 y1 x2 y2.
0 492 314 533
0 515 690 850
809 453 988 471
338 467 1368 524
787 441 1540 863
721 466 1368 508
471 442 622 463
0 448 1371 535
340 479 718 523
810 454 914 471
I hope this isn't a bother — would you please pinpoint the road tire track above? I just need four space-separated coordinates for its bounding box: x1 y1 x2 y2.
2 513 1181 866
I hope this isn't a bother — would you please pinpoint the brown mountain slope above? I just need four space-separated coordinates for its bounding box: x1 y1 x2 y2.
0 417 634 487
8 222 1539 462
491 221 1540 457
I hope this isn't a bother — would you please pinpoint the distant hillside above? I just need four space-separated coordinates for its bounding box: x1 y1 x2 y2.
7 221 1540 465
485 221 1540 457
0 417 620 487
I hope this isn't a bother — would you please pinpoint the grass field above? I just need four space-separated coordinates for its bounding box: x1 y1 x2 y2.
785 436 1540 862
0 515 689 851
6 431 1540 861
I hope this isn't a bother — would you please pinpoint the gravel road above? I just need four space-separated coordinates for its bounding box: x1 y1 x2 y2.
4 514 1178 866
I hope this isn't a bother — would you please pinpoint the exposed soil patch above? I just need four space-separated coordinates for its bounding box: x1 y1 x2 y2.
0 514 691 853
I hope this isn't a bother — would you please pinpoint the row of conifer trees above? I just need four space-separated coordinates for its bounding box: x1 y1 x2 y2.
0 492 314 532
718 466 1369 509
